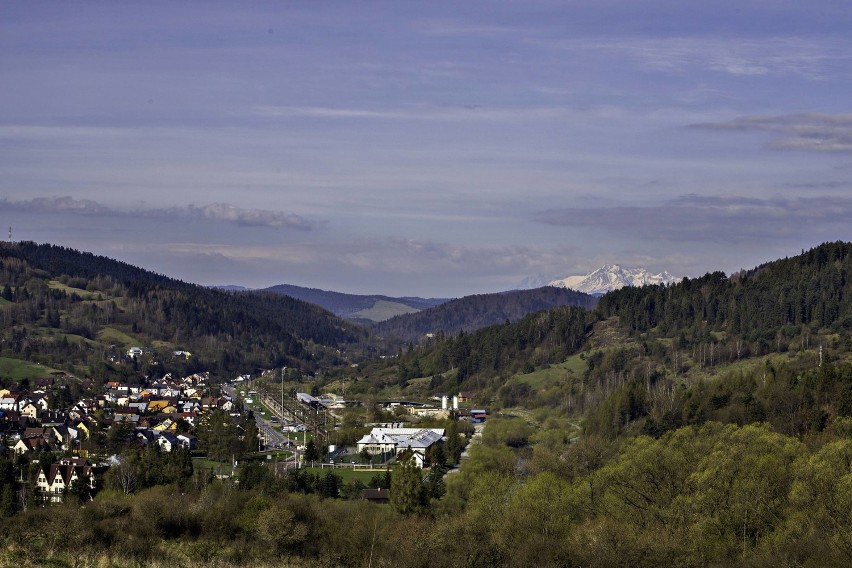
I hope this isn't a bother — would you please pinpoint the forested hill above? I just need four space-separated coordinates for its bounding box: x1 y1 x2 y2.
0 242 363 377
263 283 449 322
597 241 852 340
372 286 597 342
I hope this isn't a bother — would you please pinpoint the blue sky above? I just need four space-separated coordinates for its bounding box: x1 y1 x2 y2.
1 1 851 296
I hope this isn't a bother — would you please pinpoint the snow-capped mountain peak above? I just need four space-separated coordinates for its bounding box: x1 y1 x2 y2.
548 265 680 296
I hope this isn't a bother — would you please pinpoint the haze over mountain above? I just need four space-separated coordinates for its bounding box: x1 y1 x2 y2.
263 283 449 323
549 265 681 296
372 286 598 342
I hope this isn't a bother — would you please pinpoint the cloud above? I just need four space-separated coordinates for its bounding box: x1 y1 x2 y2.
186 204 310 229
694 113 852 153
0 195 113 215
536 194 852 244
252 104 575 123
416 20 523 38
0 196 311 230
538 36 851 79
115 237 581 294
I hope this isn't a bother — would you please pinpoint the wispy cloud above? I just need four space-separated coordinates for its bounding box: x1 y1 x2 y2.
184 204 309 229
536 194 852 244
0 196 311 230
120 238 579 288
693 113 852 153
252 104 576 122
538 36 851 79
0 196 113 215
416 20 524 38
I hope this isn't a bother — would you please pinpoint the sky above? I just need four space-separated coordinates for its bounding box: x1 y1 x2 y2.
1 1 851 297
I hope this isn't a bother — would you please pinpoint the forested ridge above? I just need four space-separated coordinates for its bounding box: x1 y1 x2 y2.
0 242 364 376
373 286 597 342
598 240 852 339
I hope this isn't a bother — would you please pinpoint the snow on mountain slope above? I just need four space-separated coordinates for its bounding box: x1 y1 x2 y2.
549 264 679 296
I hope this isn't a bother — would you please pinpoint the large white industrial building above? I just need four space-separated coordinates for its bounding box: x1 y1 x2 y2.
356 427 444 467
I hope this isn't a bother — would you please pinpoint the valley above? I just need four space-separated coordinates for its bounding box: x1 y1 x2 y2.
0 240 850 567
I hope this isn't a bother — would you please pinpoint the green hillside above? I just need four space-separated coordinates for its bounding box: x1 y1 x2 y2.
351 299 421 321
0 242 364 380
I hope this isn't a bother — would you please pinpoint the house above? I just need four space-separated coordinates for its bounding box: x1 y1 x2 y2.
471 409 488 423
52 425 79 450
458 391 474 403
35 457 96 503
0 394 21 411
177 412 198 427
20 401 41 420
156 432 179 452
152 418 174 432
136 429 158 446
361 488 390 503
0 420 25 442
23 427 56 443
112 412 140 425
127 347 143 359
177 433 197 450
31 394 50 412
356 427 445 468
75 421 91 440
14 436 52 456
147 400 171 413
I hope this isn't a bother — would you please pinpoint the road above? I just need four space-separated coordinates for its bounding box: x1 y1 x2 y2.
223 382 302 466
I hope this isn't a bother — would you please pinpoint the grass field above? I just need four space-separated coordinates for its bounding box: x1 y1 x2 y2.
302 466 388 483
351 300 420 322
47 280 104 300
152 340 175 351
515 353 589 390
30 328 98 346
0 357 62 380
96 326 138 347
192 457 234 473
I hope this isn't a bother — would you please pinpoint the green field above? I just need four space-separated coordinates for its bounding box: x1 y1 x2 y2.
191 457 235 473
96 326 138 347
47 280 104 300
351 300 420 322
31 329 97 346
302 466 389 483
515 353 589 389
0 357 62 380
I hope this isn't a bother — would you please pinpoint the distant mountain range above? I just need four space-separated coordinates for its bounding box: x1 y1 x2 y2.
549 264 680 296
262 283 450 323
372 286 598 342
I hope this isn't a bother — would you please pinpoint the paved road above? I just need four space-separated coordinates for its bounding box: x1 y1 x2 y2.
223 383 295 452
